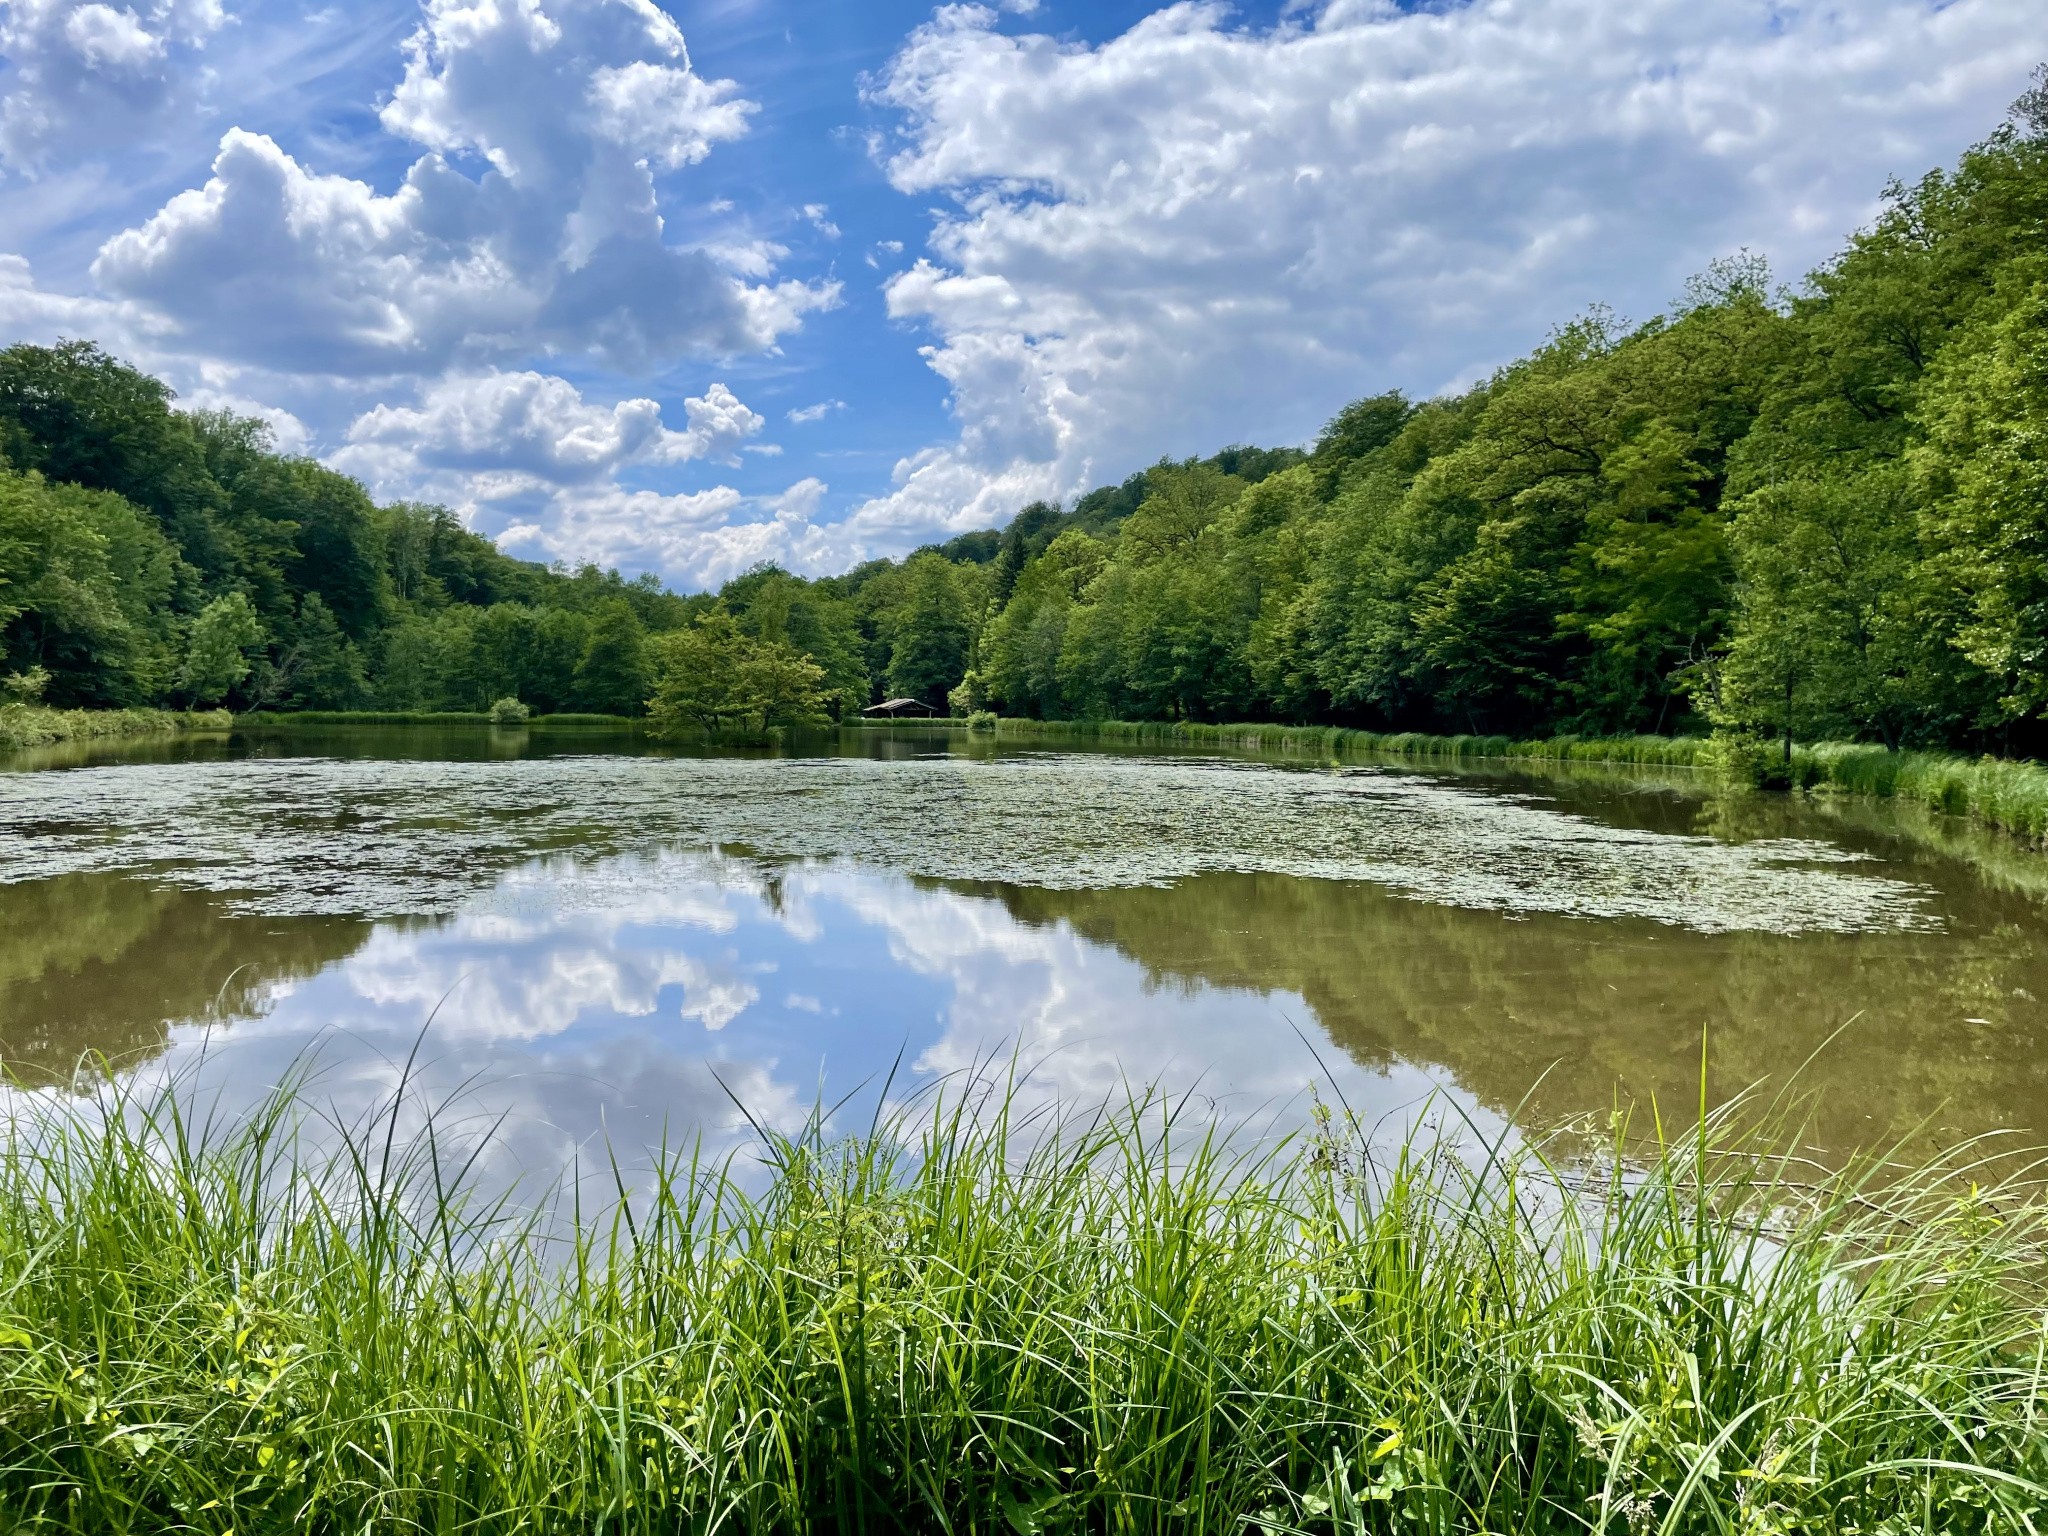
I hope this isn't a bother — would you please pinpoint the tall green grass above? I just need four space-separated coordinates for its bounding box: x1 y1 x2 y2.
1778 742 2048 845
0 705 231 753
992 717 1708 770
0 1073 2042 1533
993 718 2048 845
234 710 646 728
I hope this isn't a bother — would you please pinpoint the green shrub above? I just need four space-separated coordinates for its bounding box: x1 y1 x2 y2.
488 695 531 726
965 709 998 732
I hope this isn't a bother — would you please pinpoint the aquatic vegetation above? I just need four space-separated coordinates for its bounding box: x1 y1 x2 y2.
993 718 2048 847
0 1074 2041 1533
0 750 1931 933
994 717 1710 769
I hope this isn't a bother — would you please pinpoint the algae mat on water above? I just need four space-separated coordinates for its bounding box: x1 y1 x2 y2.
0 751 1935 934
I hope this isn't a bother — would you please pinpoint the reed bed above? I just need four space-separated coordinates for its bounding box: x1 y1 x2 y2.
234 710 646 728
991 717 1709 769
993 718 2048 845
0 1073 2043 1534
0 705 230 753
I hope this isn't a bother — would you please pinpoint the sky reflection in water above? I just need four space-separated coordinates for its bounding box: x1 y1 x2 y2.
97 852 1461 1199
6 734 2048 1192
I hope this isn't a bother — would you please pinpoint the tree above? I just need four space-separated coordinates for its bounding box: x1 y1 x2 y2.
647 609 825 735
175 593 266 706
282 594 368 710
0 341 232 578
1914 281 2048 724
574 599 650 714
0 468 183 706
884 553 972 709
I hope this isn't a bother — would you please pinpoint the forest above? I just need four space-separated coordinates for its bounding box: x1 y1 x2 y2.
3 74 2046 754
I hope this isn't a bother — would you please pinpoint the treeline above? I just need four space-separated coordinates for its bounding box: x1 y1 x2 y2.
0 344 698 714
732 78 2048 755
4 76 2045 747
0 344 1297 724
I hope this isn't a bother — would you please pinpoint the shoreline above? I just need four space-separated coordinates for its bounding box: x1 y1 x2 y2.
17 706 2048 851
0 705 232 754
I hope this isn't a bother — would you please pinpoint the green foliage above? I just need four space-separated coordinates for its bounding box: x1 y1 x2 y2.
646 609 827 736
883 552 975 710
488 695 530 726
0 665 49 705
0 465 183 706
174 593 265 706
0 1074 2043 1534
0 705 228 752
572 598 650 716
0 344 696 719
266 593 368 711
718 565 868 717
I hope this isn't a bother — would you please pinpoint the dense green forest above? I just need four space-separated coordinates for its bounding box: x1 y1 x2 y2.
3 76 2045 751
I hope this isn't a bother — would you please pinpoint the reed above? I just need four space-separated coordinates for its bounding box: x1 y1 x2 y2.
992 718 2048 845
0 705 231 753
993 716 1709 768
0 1070 2042 1534
233 710 646 728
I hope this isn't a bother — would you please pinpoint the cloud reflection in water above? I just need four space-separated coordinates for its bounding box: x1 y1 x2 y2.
105 851 1474 1202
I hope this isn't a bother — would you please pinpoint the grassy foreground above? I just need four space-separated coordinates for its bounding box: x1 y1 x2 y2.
0 1079 2044 1534
0 704 231 753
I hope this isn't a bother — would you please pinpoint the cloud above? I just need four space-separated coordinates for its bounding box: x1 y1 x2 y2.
87 0 837 376
339 370 764 487
0 0 226 169
495 474 847 589
841 0 2045 547
787 398 846 424
326 368 790 584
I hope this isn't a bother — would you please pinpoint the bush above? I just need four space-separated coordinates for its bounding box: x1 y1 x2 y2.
966 709 998 732
488 695 530 726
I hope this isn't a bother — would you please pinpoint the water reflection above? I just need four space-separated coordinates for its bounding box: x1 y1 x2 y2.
0 874 366 1077
969 870 2048 1157
75 854 1459 1199
4 731 2047 1179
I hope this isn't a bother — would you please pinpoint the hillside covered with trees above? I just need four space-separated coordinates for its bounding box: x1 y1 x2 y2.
3 73 2045 753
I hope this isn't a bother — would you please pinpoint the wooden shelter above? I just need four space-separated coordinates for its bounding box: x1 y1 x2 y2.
863 697 939 717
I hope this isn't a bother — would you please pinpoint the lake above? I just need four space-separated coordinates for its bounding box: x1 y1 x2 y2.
3 723 2045 1190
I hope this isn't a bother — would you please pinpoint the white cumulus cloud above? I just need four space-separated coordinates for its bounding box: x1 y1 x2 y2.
87 0 837 376
837 0 2046 549
0 0 225 169
329 369 794 587
340 370 764 488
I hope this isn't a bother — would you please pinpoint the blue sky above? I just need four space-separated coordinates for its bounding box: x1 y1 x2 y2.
1 0 2041 589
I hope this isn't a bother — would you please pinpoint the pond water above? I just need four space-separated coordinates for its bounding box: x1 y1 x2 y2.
3 724 2046 1187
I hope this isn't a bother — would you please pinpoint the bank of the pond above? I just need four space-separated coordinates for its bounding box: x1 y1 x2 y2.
997 718 2048 846
0 705 231 754
0 1081 2041 1534
234 709 646 728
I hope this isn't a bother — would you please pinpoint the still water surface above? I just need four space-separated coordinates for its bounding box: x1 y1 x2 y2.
3 725 2046 1184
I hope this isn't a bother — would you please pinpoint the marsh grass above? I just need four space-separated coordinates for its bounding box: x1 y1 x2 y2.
0 705 231 754
994 718 2048 847
0 1065 2044 1535
993 718 1712 770
234 710 645 728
